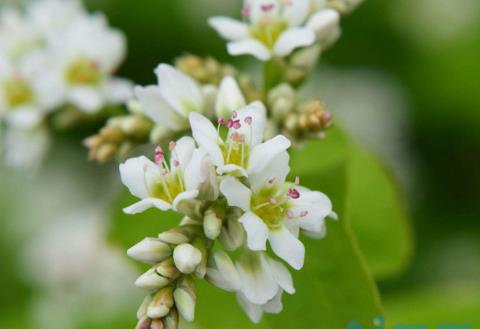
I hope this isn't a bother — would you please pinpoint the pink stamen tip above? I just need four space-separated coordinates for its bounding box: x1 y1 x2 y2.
268 198 277 205
267 176 276 184
227 119 234 129
233 120 241 129
154 146 164 164
295 176 300 185
218 117 225 125
168 141 176 151
242 5 250 17
286 210 294 219
287 188 300 199
244 116 253 125
320 112 332 124
173 159 180 167
232 111 238 119
300 210 309 218
261 3 275 12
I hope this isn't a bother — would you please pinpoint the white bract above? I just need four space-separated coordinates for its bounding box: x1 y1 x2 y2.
120 137 216 214
190 102 291 177
135 64 206 131
220 152 333 270
209 0 340 61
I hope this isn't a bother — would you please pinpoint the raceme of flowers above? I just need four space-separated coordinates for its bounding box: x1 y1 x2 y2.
0 0 131 168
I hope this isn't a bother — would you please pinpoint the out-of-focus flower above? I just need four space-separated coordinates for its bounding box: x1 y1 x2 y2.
209 0 340 61
220 157 333 269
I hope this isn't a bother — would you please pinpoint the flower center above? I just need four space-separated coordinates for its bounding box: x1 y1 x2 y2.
251 183 293 229
217 113 253 169
3 77 34 108
250 18 288 49
65 57 102 86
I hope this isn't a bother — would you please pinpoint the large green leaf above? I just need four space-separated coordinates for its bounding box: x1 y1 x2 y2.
291 127 413 279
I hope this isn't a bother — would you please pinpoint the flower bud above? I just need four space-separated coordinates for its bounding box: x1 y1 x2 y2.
174 277 196 322
127 99 143 115
173 244 202 274
150 125 173 145
215 76 246 118
191 238 208 278
135 268 171 290
137 295 152 319
306 9 341 49
150 319 165 329
147 286 174 319
128 238 172 264
201 84 218 118
158 226 201 245
163 308 179 329
155 258 180 280
120 116 153 137
179 216 202 226
203 209 222 240
219 217 245 251
135 316 151 329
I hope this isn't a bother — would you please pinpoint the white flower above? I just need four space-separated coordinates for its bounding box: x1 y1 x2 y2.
219 154 333 270
135 64 205 131
189 102 291 177
119 137 215 214
207 251 294 323
209 0 339 61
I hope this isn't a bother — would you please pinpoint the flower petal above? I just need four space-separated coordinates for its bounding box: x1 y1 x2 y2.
219 176 251 211
249 150 290 191
155 64 203 115
248 135 291 176
267 258 295 295
262 291 284 314
172 190 199 211
239 212 269 251
236 293 263 324
123 197 172 214
273 27 316 57
227 39 271 61
217 164 248 177
306 8 341 46
208 16 249 41
215 76 246 118
232 101 266 147
206 251 241 292
282 0 310 26
68 87 104 113
119 156 160 199
189 112 224 167
104 78 133 103
170 136 195 169
269 226 305 270
135 85 185 130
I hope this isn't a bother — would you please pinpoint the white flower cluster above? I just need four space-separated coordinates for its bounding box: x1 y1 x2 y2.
121 64 335 327
0 0 131 168
209 0 342 61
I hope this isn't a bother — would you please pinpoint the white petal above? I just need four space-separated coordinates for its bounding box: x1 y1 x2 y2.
135 85 185 130
282 0 310 26
119 156 159 199
236 293 263 324
123 197 172 214
291 188 332 232
236 252 278 305
249 151 290 191
267 258 295 295
269 226 305 270
68 87 104 113
172 190 199 211
306 9 341 43
215 76 246 118
227 39 271 61
208 16 249 41
189 112 224 167
3 124 49 169
249 0 281 25
273 27 316 57
217 164 248 177
104 78 133 103
232 101 266 147
262 291 283 314
219 176 251 212
239 212 269 251
155 64 203 115
5 107 44 129
170 136 195 169
206 251 241 292
248 135 291 176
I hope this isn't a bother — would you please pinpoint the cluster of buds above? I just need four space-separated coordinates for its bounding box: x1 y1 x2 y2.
84 101 153 162
174 54 236 86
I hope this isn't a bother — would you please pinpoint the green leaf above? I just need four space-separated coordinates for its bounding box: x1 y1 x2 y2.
291 127 413 279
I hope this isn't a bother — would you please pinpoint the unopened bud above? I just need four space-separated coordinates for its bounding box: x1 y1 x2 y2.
121 116 153 137
158 226 201 245
128 238 172 264
174 277 196 322
95 143 117 162
155 258 180 280
150 125 173 145
179 216 202 226
163 308 179 329
147 286 174 319
173 244 202 274
135 268 171 290
128 99 143 115
219 217 245 251
191 238 208 278
203 209 222 240
137 295 152 319
201 84 218 118
306 9 341 49
150 319 165 329
135 316 152 329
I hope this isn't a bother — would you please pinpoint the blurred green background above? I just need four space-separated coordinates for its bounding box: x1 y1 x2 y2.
1 0 479 328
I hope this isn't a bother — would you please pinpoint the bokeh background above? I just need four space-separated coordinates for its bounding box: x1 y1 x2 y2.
1 0 479 328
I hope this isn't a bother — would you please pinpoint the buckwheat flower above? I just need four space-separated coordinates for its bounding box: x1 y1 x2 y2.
119 137 215 214
209 0 339 61
47 12 132 112
189 102 291 177
135 64 206 132
215 76 246 119
219 156 333 269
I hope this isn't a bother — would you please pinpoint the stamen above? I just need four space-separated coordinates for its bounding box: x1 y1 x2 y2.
232 111 238 119
154 146 164 165
244 116 252 125
173 160 180 168
286 210 294 219
300 210 309 218
233 120 241 129
261 3 274 12
287 188 300 199
268 198 277 205
218 117 225 126
242 4 250 17
267 176 276 184
295 176 300 185
168 141 176 151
